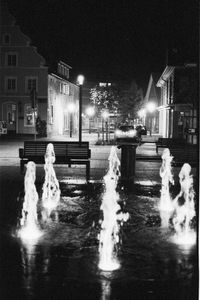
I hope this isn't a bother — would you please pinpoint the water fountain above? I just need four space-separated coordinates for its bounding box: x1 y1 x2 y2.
159 148 174 227
42 143 61 219
18 161 42 240
1 142 197 299
171 163 196 245
98 146 129 271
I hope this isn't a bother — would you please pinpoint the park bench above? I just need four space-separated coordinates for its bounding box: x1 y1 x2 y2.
170 145 198 167
19 140 91 181
155 138 186 154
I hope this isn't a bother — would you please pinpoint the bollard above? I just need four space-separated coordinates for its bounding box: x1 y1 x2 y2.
118 143 138 189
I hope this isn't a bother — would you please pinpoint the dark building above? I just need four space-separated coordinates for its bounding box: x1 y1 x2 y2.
157 63 198 144
0 2 79 138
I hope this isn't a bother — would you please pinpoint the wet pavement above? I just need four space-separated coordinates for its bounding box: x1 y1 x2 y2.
0 134 198 300
0 181 198 300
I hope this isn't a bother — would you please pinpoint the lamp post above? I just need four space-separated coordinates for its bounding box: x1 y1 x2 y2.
67 102 76 138
146 102 156 136
102 110 109 143
30 88 37 141
77 75 84 143
86 106 95 134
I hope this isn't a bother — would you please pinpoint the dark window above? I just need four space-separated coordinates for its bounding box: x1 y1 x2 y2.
27 79 37 91
7 54 17 66
3 34 10 44
7 78 16 91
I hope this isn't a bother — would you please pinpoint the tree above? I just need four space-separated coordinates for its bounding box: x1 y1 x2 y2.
118 80 143 122
90 81 144 124
90 84 120 115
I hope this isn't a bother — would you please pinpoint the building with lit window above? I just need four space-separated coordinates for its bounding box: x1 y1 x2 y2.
48 63 79 137
0 2 48 135
157 63 197 144
0 2 79 137
143 73 160 134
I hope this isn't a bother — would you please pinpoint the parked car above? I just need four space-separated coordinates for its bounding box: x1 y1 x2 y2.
136 124 147 135
114 125 139 143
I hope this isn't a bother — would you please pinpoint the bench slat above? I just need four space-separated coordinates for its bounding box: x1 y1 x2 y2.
20 141 91 180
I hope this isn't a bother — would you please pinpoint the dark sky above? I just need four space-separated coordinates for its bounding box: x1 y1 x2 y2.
8 0 198 90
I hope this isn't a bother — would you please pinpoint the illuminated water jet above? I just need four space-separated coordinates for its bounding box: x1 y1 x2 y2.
171 163 196 245
98 146 129 271
18 161 42 240
42 143 60 218
159 148 174 227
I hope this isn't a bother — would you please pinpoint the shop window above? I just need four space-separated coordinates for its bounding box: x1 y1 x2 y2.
24 104 34 127
7 103 16 124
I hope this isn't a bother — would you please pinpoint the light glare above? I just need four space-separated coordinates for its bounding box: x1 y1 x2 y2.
77 74 84 85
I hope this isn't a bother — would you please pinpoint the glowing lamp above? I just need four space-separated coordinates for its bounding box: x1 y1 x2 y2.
86 106 95 117
146 102 156 113
77 74 84 85
102 111 109 119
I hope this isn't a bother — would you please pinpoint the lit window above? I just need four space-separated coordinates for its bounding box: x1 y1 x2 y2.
59 83 69 94
50 105 54 124
59 83 63 93
63 84 69 95
24 104 34 127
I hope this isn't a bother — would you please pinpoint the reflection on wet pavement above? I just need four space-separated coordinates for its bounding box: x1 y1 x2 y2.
0 182 198 300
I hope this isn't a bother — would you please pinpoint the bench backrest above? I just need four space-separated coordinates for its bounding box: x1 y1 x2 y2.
157 138 186 145
24 141 90 159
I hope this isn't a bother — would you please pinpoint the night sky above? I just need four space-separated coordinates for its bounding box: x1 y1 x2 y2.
7 0 198 90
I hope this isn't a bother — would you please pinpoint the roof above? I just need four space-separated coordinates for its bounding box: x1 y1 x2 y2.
144 73 161 104
156 66 175 87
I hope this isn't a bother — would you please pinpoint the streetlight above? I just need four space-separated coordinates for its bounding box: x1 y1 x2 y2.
146 102 156 113
146 101 157 135
85 106 95 133
77 75 84 142
67 102 75 137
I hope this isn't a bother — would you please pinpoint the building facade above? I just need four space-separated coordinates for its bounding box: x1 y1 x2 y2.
0 4 48 135
157 64 197 144
0 4 79 138
48 63 79 137
143 73 160 134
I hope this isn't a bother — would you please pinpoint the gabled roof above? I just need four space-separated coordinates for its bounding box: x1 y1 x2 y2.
144 73 161 104
156 66 175 87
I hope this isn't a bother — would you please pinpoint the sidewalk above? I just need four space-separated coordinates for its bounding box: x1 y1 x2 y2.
1 133 195 189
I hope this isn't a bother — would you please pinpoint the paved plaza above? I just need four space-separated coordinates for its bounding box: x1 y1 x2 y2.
0 133 196 187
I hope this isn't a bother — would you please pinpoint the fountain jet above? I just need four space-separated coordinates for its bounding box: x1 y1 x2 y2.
19 161 42 240
98 146 129 271
159 148 174 227
42 143 60 218
172 163 196 245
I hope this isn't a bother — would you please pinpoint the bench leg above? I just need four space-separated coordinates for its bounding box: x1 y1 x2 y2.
156 146 158 154
20 160 24 174
86 161 90 182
